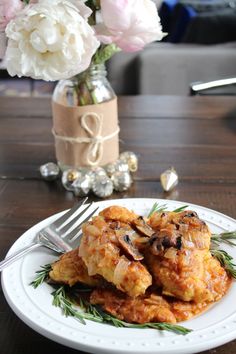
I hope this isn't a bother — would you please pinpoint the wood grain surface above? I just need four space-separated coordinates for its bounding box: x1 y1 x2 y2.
0 95 236 354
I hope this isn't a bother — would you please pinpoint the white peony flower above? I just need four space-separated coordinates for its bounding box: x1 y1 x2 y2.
68 0 91 18
5 0 100 81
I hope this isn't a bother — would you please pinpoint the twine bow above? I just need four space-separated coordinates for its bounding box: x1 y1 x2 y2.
81 112 104 166
52 111 120 166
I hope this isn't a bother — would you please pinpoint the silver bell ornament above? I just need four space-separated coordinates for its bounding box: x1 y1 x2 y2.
40 162 60 181
160 167 178 192
111 171 132 192
62 169 82 191
92 175 113 198
119 151 138 173
72 174 91 197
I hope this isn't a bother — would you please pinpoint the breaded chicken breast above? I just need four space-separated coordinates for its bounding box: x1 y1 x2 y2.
145 210 230 302
99 205 138 224
49 248 100 287
90 288 209 324
90 288 176 323
79 207 152 297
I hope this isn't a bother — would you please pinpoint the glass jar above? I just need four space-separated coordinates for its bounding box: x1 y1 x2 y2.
51 63 119 170
52 63 116 107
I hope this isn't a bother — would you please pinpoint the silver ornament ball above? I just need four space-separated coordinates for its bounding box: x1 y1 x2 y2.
62 169 82 191
115 160 129 173
119 151 138 173
92 175 113 198
72 174 91 197
105 162 117 177
40 162 60 181
85 166 107 188
111 171 132 192
105 160 129 177
90 166 107 177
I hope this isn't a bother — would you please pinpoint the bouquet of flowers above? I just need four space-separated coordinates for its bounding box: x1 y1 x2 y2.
0 0 165 173
0 0 164 83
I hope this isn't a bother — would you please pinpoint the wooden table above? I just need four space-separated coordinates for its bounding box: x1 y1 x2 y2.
0 95 236 354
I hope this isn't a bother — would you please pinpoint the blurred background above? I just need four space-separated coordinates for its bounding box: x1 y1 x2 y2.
1 0 236 97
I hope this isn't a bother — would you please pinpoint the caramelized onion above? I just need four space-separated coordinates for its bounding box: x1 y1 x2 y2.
113 256 130 285
164 247 178 259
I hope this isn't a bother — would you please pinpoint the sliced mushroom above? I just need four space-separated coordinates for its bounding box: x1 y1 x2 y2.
109 220 121 230
183 211 198 218
176 236 182 249
132 216 154 237
149 232 182 255
115 229 144 261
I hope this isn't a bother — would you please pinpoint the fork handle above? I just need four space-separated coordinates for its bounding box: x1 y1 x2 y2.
0 242 41 272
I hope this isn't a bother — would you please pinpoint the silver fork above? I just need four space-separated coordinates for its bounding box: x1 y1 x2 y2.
0 198 99 272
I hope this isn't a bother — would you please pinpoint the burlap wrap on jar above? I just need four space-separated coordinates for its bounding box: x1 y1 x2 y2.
52 97 119 168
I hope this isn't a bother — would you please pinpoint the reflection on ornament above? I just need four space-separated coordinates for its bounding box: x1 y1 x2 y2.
40 162 60 181
82 167 106 189
92 175 113 198
72 174 91 197
90 166 107 176
111 171 132 192
119 151 138 172
160 167 178 192
91 167 107 183
62 169 81 191
105 162 117 177
105 160 129 177
116 160 129 173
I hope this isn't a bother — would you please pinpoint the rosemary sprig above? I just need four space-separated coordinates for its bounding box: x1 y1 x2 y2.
210 249 236 278
211 231 236 247
147 202 189 218
52 286 191 335
52 286 88 324
147 203 167 218
30 264 52 289
172 205 189 213
89 306 192 334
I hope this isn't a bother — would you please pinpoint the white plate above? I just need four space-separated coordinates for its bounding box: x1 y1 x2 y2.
2 198 236 354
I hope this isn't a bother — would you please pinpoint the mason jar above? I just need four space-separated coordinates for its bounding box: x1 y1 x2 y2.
52 63 116 106
52 63 119 170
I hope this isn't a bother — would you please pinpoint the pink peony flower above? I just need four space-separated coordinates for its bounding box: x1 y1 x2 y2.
95 0 165 52
0 0 23 31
